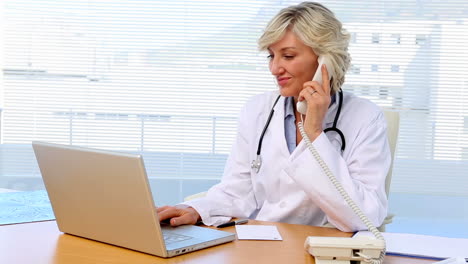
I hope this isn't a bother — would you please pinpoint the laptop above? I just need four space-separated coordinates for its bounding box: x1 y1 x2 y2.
32 141 236 258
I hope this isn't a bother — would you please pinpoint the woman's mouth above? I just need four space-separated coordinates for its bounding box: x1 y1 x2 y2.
277 77 291 86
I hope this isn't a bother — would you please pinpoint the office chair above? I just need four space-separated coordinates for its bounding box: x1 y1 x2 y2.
379 110 400 231
184 191 208 202
185 110 400 231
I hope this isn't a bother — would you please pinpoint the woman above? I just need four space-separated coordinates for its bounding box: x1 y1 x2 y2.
157 2 390 232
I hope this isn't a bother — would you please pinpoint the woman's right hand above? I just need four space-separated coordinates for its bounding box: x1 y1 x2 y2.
297 64 332 142
156 205 201 227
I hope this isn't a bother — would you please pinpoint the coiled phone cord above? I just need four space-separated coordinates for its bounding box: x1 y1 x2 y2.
298 118 385 264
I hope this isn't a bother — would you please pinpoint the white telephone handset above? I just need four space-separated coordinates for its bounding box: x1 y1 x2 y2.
297 55 386 264
296 55 335 115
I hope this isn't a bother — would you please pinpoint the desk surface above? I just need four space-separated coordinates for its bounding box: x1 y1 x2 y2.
0 220 434 264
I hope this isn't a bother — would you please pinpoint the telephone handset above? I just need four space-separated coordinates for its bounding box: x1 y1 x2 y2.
296 55 335 115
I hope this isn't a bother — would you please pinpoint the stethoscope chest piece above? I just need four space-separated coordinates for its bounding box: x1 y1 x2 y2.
251 155 262 173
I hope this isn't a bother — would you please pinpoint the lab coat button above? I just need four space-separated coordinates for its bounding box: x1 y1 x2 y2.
279 201 286 208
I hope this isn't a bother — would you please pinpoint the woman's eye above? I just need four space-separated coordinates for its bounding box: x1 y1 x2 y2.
267 54 273 60
284 55 294 59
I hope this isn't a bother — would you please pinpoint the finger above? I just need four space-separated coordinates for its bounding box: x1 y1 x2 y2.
303 81 323 95
299 86 318 105
300 83 320 100
157 207 183 222
170 213 197 227
321 64 331 95
156 205 170 213
297 89 307 103
297 90 306 102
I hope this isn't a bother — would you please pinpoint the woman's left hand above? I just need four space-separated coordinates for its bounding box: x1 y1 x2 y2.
297 64 331 141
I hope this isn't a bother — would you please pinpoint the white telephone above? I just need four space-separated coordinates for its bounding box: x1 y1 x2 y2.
305 236 384 264
297 56 386 264
296 55 335 115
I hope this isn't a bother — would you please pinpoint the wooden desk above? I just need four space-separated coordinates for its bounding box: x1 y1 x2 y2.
0 220 434 264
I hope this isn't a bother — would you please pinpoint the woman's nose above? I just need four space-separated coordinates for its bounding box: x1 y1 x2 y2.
269 58 284 75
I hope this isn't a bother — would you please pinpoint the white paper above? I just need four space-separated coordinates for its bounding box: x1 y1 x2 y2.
235 225 283 240
354 231 468 259
433 257 467 264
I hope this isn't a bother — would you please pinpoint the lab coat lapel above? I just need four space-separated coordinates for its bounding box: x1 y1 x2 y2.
324 99 338 127
271 96 292 159
254 95 290 173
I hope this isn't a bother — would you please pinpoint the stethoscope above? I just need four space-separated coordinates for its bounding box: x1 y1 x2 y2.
251 90 345 173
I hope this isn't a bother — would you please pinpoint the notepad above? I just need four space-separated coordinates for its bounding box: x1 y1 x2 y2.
235 225 283 240
354 231 468 260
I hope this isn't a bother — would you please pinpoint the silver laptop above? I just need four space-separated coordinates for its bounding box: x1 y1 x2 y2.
32 141 235 258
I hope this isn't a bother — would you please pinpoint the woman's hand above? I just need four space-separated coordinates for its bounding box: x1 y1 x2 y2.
297 64 331 141
156 205 201 227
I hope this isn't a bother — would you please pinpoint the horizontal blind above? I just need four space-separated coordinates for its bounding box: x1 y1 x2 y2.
1 0 467 204
1 0 278 196
329 1 468 196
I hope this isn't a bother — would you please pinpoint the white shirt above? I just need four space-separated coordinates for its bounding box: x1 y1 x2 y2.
184 90 390 232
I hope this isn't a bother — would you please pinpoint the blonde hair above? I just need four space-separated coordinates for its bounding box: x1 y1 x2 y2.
258 2 350 93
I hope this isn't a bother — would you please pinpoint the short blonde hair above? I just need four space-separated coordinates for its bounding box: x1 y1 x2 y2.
258 2 350 93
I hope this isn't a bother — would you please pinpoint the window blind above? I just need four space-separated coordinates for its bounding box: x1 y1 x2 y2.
1 0 467 229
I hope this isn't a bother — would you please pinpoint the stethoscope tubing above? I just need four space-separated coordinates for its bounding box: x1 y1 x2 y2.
256 95 281 156
323 90 345 152
252 90 345 172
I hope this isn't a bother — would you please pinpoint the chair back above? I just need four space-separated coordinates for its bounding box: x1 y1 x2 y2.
383 110 400 197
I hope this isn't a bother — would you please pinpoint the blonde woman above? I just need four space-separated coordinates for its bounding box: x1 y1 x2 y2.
158 2 390 232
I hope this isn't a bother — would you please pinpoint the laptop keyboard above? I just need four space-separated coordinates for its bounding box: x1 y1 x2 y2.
163 231 193 244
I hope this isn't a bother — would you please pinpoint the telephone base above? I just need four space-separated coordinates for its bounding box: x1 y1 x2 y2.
305 236 384 264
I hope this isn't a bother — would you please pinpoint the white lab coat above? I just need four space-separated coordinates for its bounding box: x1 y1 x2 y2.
184 90 390 232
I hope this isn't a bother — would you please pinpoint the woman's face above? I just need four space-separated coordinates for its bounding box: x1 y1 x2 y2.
268 29 319 98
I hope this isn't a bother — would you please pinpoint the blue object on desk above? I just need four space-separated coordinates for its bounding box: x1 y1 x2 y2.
0 190 55 225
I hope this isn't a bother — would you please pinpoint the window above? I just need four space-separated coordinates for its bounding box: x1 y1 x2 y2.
372 33 380 44
464 116 468 133
349 64 360 74
379 87 388 99
391 65 400 72
350 32 357 43
1 0 467 238
416 34 427 45
391 33 401 44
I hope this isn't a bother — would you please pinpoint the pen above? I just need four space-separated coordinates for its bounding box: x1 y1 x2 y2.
217 219 248 228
